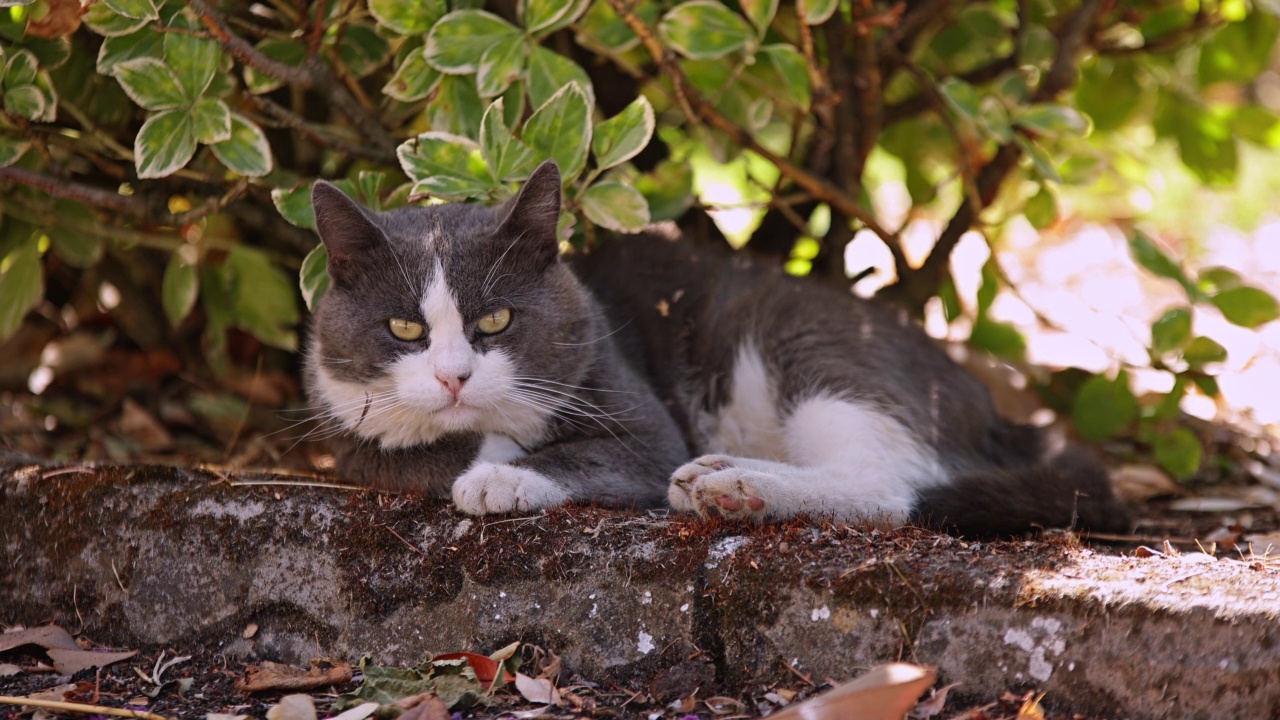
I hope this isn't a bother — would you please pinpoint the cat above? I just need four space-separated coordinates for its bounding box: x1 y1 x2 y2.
305 160 1130 536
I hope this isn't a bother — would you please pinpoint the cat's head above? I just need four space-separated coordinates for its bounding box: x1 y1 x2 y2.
306 161 595 448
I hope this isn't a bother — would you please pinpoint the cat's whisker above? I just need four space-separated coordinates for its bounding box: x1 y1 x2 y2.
549 319 633 348
510 383 641 419
481 232 524 298
508 376 639 395
506 389 648 453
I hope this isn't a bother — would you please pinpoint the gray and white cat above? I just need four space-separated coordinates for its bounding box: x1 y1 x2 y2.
305 161 1129 536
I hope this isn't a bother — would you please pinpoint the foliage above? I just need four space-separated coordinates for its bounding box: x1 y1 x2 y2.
1 0 1279 479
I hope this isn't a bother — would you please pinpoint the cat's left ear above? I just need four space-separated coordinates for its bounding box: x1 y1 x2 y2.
497 161 561 267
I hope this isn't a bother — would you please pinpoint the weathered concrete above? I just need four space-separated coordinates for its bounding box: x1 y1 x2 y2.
4 455 1280 719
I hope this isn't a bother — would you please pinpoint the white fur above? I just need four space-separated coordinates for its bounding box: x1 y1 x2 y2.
672 344 945 523
312 264 551 448
478 433 528 463
452 462 570 515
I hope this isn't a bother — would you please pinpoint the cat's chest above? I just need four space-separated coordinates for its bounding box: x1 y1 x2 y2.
691 344 788 462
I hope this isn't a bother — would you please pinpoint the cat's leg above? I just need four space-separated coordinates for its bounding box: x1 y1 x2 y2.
670 396 946 523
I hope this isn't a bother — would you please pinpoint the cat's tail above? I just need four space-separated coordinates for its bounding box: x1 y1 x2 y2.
911 433 1131 538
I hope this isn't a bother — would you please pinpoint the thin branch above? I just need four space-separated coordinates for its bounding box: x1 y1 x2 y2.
897 57 982 211
187 0 396 157
0 165 151 218
878 0 951 55
246 93 395 164
172 177 249 226
882 54 1019 126
604 0 899 250
0 695 170 720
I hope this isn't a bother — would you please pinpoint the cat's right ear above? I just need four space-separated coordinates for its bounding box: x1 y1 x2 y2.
312 180 387 287
496 161 561 267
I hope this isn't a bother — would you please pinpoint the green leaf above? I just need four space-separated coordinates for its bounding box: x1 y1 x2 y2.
476 34 527 98
398 132 494 199
523 82 591 182
4 49 38 87
1232 105 1280 148
210 114 274 177
84 1 151 37
1014 134 1062 183
425 10 520 74
759 44 810 110
135 108 198 179
526 45 592 110
1151 307 1192 353
163 10 221 98
799 0 837 24
47 201 102 268
191 97 231 144
104 0 159 21
635 158 694 221
1210 285 1280 328
3 85 46 120
1183 336 1228 366
19 37 71 71
593 95 654 171
1023 185 1057 229
338 24 391 78
1154 427 1203 480
96 27 164 75
580 181 650 233
1190 372 1220 398
1012 104 1089 136
968 317 1026 359
1077 57 1141 132
272 183 317 230
660 0 754 60
0 235 43 342
300 244 330 312
739 0 777 34
479 98 537 181
162 252 199 328
383 48 441 102
1198 12 1279 85
1197 266 1243 295
574 0 658 52
369 0 446 35
939 78 981 119
1072 372 1138 442
425 74 484 138
522 0 590 36
1154 91 1237 186
1128 230 1196 297
244 39 306 95
0 135 30 167
114 57 187 110
224 245 299 351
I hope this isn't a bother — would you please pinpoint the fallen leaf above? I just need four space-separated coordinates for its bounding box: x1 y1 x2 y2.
47 648 138 675
0 625 79 653
1167 497 1266 512
322 702 379 720
266 694 317 720
1246 532 1280 552
488 641 520 663
1016 691 1047 719
766 663 936 720
117 398 173 451
514 672 560 706
507 707 551 719
206 715 251 720
238 659 353 692
28 684 78 702
763 692 792 706
703 695 745 715
0 663 21 676
23 0 87 38
242 623 259 639
395 694 449 720
913 681 959 718
432 652 510 689
1110 464 1182 503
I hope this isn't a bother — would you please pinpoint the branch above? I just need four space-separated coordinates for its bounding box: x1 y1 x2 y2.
0 165 154 218
604 0 898 250
187 0 396 158
881 54 1019 126
246 93 396 164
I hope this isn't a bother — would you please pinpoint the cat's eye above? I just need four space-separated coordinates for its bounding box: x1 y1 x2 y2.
388 318 425 341
476 308 512 335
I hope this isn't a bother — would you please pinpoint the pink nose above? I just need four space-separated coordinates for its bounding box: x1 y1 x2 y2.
437 372 470 397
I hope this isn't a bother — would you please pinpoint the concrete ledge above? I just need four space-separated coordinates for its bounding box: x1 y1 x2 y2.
4 456 1279 719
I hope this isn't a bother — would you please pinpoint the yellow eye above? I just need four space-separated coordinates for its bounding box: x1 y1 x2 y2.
476 308 512 335
389 318 424 341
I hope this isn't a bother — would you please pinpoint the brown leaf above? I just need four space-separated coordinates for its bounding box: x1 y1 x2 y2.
117 398 173 452
913 681 960 718
1016 692 1047 719
395 695 448 720
0 625 79 653
24 0 88 39
1110 464 1182 503
514 672 560 706
237 659 353 693
703 695 745 715
265 694 316 720
47 649 138 675
766 663 936 720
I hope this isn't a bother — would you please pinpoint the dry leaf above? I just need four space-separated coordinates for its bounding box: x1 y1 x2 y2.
118 398 173 451
703 695 745 715
913 681 959 718
0 663 21 677
488 641 520 663
206 715 250 720
1016 692 1047 719
763 692 792 706
28 683 77 702
265 694 317 720
1167 497 1264 512
514 672 560 706
322 702 379 720
242 623 259 639
507 708 552 719
1110 464 1182 503
0 625 79 653
767 663 936 720
47 648 137 675
238 660 353 693
396 694 448 720
23 0 87 38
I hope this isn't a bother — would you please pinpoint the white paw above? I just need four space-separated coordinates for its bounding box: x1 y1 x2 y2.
669 455 772 519
452 462 570 515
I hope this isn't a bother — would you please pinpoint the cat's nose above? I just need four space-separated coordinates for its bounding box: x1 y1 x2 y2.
437 372 471 397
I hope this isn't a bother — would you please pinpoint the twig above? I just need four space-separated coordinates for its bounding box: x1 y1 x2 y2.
246 93 394 164
605 0 900 254
881 54 1019 126
896 57 983 211
0 166 151 217
173 177 249 226
0 696 170 720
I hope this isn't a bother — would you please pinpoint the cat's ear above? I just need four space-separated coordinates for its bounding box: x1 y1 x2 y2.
497 161 561 267
312 180 387 286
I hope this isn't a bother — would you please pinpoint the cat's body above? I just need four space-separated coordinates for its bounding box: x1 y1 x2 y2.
306 162 1129 536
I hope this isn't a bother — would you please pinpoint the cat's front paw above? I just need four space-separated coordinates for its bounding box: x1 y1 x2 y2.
452 462 570 515
669 455 769 519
